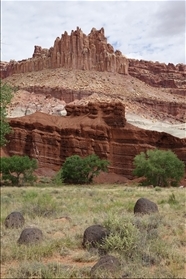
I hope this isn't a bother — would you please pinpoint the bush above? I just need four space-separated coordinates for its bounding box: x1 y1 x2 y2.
0 81 14 147
102 215 139 256
0 155 37 186
61 154 109 184
52 168 63 185
133 149 185 187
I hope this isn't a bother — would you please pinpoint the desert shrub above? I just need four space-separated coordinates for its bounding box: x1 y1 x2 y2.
168 193 178 204
159 193 178 206
133 149 185 187
0 155 37 186
61 154 109 184
101 215 140 257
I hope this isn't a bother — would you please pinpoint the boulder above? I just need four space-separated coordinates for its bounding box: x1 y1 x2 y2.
90 255 121 278
134 198 159 215
17 227 43 245
4 211 25 229
82 224 109 248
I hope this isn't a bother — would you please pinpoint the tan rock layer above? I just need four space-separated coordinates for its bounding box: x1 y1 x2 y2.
5 102 186 178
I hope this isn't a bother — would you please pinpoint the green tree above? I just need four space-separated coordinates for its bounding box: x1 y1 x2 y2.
0 155 38 186
0 81 14 147
133 149 185 187
61 154 109 184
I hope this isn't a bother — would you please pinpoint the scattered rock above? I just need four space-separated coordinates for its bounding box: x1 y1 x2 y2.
4 211 25 229
82 224 109 248
134 198 159 215
17 227 43 245
90 254 121 278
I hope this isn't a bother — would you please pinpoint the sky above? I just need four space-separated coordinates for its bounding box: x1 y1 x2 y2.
1 0 185 65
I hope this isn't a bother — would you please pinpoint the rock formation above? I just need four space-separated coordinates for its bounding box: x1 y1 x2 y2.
129 59 186 96
1 27 185 180
4 101 186 178
1 27 185 100
0 27 128 79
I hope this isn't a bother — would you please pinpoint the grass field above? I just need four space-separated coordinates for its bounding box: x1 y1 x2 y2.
1 184 186 278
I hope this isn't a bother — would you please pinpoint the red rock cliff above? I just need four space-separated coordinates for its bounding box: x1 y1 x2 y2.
0 27 128 79
129 59 186 96
4 101 186 178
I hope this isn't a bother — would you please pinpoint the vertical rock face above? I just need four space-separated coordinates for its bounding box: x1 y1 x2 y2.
0 27 128 78
4 101 186 178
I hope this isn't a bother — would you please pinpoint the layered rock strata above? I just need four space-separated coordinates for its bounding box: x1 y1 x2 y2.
5 101 186 178
129 59 186 96
0 27 128 79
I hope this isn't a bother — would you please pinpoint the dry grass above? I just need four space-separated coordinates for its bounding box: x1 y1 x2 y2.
1 184 186 278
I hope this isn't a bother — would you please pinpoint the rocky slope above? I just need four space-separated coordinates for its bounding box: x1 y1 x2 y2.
129 59 186 97
4 67 186 127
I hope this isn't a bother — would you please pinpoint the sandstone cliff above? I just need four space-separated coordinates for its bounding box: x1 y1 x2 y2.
0 27 128 79
5 101 186 178
1 27 185 99
129 59 186 96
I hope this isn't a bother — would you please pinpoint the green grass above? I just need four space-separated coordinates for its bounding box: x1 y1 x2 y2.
1 184 186 278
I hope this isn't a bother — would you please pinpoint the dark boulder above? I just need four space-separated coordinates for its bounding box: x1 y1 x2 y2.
82 224 109 248
4 211 25 229
17 227 43 245
134 198 159 215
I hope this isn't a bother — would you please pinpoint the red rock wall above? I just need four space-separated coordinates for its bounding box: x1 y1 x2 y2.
129 59 186 96
4 102 186 178
0 27 128 79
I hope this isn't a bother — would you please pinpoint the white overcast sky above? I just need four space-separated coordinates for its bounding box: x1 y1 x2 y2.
1 0 186 65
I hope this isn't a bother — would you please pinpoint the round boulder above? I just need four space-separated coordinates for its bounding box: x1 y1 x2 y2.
17 227 43 245
4 211 25 229
134 198 159 215
91 255 121 278
82 224 109 248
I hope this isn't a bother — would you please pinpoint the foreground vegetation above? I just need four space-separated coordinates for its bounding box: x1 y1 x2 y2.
1 184 185 278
